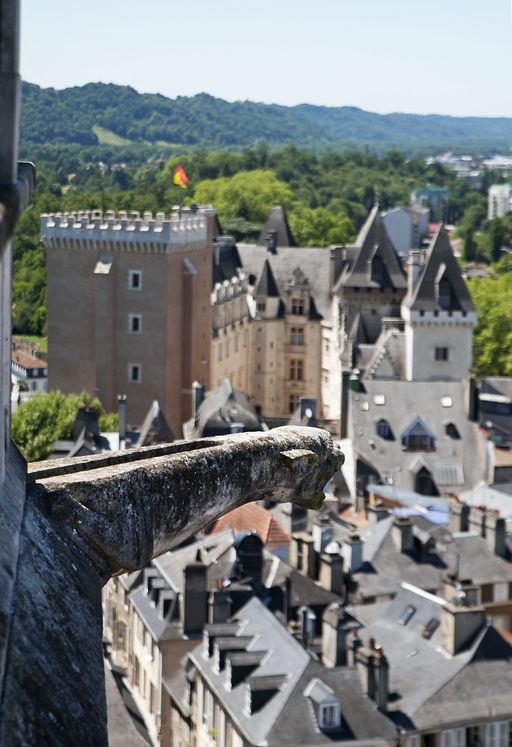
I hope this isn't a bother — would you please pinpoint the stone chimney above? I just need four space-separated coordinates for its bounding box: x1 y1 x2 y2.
289 532 316 578
391 515 414 553
312 516 332 554
467 507 506 559
354 642 389 712
407 250 423 295
448 498 469 533
342 532 364 573
441 601 485 655
208 589 231 624
117 393 126 441
318 542 343 594
367 502 390 525
182 563 208 636
322 603 360 668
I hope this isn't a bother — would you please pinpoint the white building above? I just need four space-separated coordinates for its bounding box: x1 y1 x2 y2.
488 183 512 219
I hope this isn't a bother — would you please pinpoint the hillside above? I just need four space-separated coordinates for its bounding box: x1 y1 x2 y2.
20 81 512 152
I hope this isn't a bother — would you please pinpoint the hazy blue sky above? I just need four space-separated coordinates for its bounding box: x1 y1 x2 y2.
20 0 512 116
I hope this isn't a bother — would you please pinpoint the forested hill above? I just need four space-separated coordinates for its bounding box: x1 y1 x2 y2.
20 81 512 152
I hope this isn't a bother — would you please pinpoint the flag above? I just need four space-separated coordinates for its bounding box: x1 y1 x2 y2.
174 164 188 189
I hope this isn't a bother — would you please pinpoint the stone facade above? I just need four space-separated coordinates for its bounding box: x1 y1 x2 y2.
42 207 215 432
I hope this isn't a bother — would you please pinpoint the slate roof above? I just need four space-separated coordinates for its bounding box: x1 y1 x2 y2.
135 400 174 447
354 584 512 731
186 379 262 438
154 529 235 592
349 379 483 494
403 225 476 314
237 243 334 319
257 205 297 248
360 328 406 380
339 517 446 600
186 597 396 746
333 205 407 291
213 237 243 284
209 503 291 545
255 258 280 297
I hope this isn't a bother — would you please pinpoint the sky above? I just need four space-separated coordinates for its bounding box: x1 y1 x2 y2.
20 0 512 117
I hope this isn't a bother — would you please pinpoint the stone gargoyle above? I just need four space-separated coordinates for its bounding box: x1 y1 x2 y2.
0 426 342 745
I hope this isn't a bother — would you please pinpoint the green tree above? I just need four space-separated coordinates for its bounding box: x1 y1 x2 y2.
12 390 118 462
191 170 294 223
468 274 512 377
288 206 356 247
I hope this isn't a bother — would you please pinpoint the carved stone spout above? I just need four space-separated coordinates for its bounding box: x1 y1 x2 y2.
1 427 343 744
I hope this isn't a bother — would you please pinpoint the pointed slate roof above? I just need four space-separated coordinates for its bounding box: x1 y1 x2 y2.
254 258 280 298
404 225 476 313
257 205 296 248
334 204 407 291
136 400 174 447
189 379 262 438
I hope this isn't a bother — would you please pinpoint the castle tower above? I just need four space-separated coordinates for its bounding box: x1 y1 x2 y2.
41 207 215 433
401 226 477 382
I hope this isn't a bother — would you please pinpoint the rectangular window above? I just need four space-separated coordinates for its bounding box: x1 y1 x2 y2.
289 394 299 413
485 721 509 747
129 363 141 383
290 359 304 381
290 327 305 345
149 682 155 714
128 270 142 290
440 728 466 747
133 657 140 688
291 298 304 315
128 313 142 333
434 346 450 361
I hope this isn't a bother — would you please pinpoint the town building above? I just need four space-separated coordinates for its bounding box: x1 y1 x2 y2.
381 204 429 257
11 348 47 392
163 596 397 746
348 583 512 744
488 183 512 219
212 207 339 425
41 206 216 433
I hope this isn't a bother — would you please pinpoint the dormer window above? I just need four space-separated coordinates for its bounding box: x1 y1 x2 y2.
319 702 341 729
303 678 341 732
401 417 435 451
376 419 392 439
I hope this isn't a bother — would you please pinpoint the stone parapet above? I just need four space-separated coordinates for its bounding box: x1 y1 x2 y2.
41 206 213 252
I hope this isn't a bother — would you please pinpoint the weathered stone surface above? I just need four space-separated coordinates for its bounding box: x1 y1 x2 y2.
30 427 343 578
0 426 343 745
0 482 106 745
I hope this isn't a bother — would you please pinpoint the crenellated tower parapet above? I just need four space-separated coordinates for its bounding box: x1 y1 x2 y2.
41 206 215 253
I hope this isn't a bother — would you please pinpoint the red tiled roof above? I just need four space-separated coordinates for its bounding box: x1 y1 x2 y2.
208 503 291 545
11 350 47 369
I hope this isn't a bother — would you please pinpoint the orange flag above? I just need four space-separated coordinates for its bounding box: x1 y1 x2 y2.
174 164 188 188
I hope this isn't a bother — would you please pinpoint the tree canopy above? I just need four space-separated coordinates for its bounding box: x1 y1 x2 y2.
11 391 118 462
